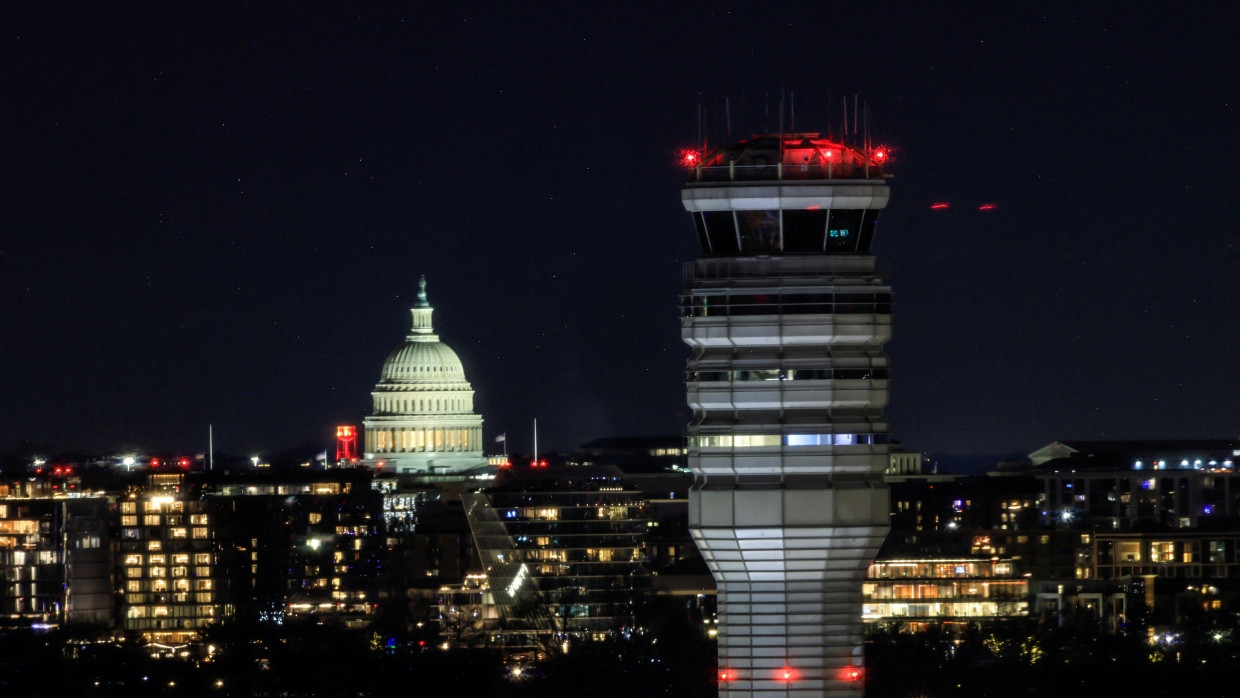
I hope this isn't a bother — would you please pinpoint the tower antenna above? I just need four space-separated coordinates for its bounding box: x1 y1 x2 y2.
697 100 703 150
790 90 795 133
827 88 832 139
842 95 848 143
864 99 870 151
778 88 785 134
853 94 859 136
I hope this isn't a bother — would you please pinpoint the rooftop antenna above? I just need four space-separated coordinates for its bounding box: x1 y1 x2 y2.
208 424 214 471
764 91 770 133
827 89 833 139
864 99 870 151
778 88 785 134
842 95 848 143
697 99 703 150
790 90 796 133
853 95 859 137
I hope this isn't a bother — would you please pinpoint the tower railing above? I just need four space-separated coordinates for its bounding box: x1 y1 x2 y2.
690 162 885 183
683 257 891 282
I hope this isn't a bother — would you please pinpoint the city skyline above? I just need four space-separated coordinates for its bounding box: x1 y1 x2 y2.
5 4 1238 458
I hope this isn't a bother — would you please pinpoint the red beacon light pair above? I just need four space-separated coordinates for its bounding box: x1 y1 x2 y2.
930 202 998 211
719 666 860 684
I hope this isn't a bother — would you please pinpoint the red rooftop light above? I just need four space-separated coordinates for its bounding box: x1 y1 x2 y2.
930 202 950 210
679 148 701 168
840 666 863 682
978 203 996 211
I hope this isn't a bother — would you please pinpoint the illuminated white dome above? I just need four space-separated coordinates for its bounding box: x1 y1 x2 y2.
362 276 489 476
380 341 466 382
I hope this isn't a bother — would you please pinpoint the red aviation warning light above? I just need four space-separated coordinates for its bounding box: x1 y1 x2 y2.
777 667 799 683
930 202 951 210
840 666 863 682
336 425 359 463
978 203 997 211
718 669 736 682
870 146 889 163
679 148 701 168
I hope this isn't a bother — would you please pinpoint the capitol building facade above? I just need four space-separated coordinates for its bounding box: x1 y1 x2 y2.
362 277 490 476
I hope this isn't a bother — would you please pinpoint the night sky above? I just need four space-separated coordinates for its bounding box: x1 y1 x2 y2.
4 4 1238 460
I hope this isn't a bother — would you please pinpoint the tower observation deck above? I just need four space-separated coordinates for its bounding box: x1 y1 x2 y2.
679 133 892 698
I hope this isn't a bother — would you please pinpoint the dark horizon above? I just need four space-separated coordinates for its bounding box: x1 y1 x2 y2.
6 4 1238 458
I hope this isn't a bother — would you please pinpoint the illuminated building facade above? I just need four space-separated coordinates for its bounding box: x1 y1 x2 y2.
211 475 382 627
119 491 231 643
363 276 490 476
679 134 893 696
862 559 1028 628
0 497 110 627
462 468 649 652
1030 440 1240 530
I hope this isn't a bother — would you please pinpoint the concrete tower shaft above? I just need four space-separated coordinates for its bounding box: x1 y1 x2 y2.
680 134 892 698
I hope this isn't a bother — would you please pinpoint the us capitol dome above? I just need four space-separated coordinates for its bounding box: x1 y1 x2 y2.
362 276 490 476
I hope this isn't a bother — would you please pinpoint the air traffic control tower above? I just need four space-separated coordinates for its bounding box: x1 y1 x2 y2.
679 134 892 697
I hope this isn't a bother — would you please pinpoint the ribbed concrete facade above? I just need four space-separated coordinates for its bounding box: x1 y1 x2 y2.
679 135 893 697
